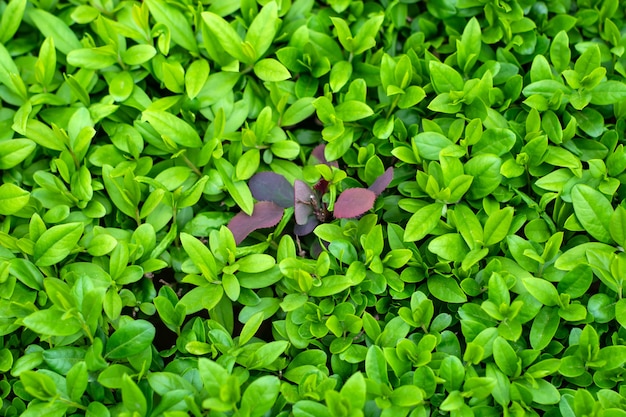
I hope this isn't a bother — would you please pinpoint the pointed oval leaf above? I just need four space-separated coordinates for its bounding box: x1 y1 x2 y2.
228 201 284 244
404 203 444 242
249 172 295 208
0 138 36 169
28 8 82 55
0 183 30 215
334 188 376 219
105 320 155 359
254 58 291 82
571 184 612 243
245 1 278 59
145 0 198 52
142 110 202 148
34 222 84 267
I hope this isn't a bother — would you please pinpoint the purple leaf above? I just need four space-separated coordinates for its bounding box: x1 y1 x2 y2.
311 144 339 167
294 216 319 236
368 167 394 195
333 188 377 219
228 202 284 244
249 172 294 208
294 180 314 225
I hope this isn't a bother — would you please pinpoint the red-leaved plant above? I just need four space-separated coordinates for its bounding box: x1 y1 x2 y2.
228 146 393 244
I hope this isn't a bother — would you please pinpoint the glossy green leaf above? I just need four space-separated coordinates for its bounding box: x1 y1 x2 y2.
427 274 467 303
142 110 202 148
105 320 156 359
0 183 30 215
571 184 613 243
33 222 84 267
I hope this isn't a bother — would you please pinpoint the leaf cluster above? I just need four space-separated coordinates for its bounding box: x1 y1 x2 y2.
1 0 626 416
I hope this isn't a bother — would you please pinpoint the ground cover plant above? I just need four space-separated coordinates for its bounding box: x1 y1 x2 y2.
1 0 626 415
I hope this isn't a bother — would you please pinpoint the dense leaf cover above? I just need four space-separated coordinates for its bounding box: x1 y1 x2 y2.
1 0 626 416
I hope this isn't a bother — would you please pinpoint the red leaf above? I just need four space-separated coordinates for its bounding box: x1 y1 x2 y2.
227 202 284 244
368 167 394 195
249 172 294 208
333 188 377 219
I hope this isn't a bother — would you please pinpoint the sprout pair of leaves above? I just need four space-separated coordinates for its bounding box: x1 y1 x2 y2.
228 161 393 244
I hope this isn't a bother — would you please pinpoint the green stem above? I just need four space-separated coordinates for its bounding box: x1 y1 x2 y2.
182 153 203 177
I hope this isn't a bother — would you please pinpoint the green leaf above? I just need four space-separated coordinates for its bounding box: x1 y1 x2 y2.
10 258 44 290
254 58 291 82
202 11 248 63
530 306 560 350
20 402 68 417
429 61 464 93
457 17 481 73
0 0 27 45
142 110 202 148
493 337 519 377
180 232 218 281
282 97 316 127
67 46 118 69
240 375 280 417
215 158 255 215
28 8 82 55
293 401 332 417
236 149 260 181
122 374 147 417
616 299 626 329
427 274 467 303
334 100 374 121
452 204 484 249
610 205 626 247
245 1 278 59
571 184 613 243
145 0 198 52
522 277 560 307
464 154 502 199
590 81 626 105
23 308 82 336
0 138 36 169
121 44 157 66
0 183 30 215
428 233 469 262
33 222 84 267
105 320 156 359
483 207 514 246
185 59 210 100
340 372 366 410
440 355 465 391
20 370 57 400
574 44 600 78
179 285 224 314
365 345 388 384
66 361 88 402
413 131 454 160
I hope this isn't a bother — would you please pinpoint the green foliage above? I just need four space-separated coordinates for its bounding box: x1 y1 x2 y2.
1 0 626 416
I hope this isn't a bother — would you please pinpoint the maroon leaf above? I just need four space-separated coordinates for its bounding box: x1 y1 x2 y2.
333 188 377 219
249 172 294 208
368 167 394 195
313 179 329 194
294 180 314 225
228 202 284 244
311 144 339 167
